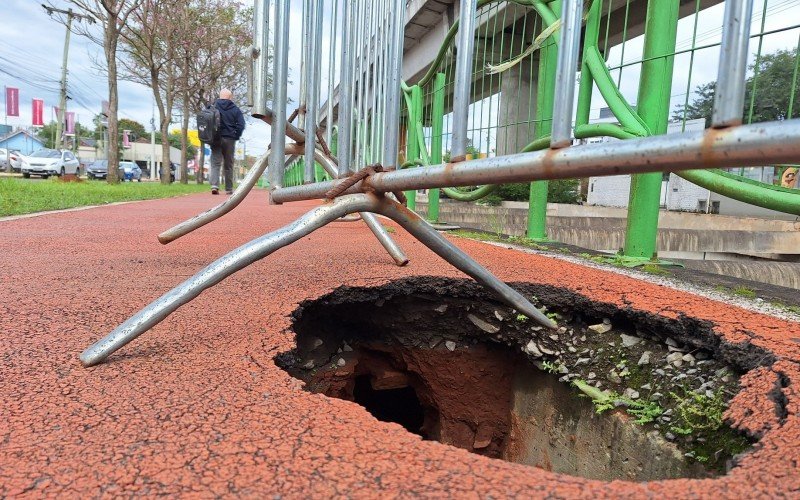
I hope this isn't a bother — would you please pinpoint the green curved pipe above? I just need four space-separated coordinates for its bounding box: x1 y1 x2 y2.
677 169 800 215
399 0 800 214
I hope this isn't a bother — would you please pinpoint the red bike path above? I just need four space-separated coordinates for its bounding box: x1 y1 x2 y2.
1 192 798 497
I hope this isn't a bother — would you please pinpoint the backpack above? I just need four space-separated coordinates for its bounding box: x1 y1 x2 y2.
197 104 221 144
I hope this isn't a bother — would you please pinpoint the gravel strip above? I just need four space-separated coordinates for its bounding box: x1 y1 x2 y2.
474 239 800 323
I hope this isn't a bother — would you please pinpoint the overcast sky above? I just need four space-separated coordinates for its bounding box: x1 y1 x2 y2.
2 0 799 158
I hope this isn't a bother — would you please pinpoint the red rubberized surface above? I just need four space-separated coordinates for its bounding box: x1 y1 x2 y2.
1 193 798 496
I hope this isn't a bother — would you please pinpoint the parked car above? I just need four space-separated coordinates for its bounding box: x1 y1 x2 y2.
9 150 25 172
86 160 109 180
0 148 7 170
119 161 142 182
21 149 80 178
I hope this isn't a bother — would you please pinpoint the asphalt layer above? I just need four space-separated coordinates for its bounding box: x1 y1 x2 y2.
1 192 799 497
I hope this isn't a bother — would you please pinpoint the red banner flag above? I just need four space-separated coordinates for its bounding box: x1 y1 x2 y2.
5 87 19 117
122 130 131 148
65 112 75 135
32 98 44 126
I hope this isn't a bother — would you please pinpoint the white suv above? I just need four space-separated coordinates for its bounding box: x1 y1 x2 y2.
21 149 80 179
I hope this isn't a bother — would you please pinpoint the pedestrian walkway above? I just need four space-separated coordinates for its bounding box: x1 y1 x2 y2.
1 192 798 496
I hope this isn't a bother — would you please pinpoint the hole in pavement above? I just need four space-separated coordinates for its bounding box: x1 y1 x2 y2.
275 277 762 481
353 375 426 436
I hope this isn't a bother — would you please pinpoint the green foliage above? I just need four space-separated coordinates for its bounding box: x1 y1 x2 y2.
496 183 530 201
670 389 726 434
493 179 581 204
515 313 528 322
673 48 800 126
0 178 207 217
641 263 670 276
118 118 147 140
733 286 757 299
479 194 503 206
573 379 664 424
35 121 96 150
168 131 198 157
540 360 560 374
672 81 716 127
547 178 581 204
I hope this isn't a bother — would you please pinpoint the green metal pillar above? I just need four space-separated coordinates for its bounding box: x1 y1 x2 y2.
623 0 679 259
428 73 446 222
526 0 560 241
405 85 423 210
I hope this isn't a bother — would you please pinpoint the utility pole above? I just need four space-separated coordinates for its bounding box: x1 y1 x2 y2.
42 5 94 151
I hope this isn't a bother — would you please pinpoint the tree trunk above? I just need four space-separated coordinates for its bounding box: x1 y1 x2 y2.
197 143 205 184
180 51 190 184
160 72 175 185
160 118 171 184
105 23 120 184
180 100 189 184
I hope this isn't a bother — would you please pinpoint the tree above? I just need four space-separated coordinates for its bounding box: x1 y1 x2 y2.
673 48 800 126
35 121 94 150
120 0 181 184
118 118 147 140
120 0 253 185
180 1 254 184
672 82 716 127
46 0 144 184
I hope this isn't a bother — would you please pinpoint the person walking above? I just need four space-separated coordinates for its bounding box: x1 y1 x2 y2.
210 89 246 195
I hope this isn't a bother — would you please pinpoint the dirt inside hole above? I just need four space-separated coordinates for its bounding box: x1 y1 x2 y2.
276 277 761 481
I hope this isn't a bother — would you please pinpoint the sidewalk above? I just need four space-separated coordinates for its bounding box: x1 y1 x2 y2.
1 192 798 496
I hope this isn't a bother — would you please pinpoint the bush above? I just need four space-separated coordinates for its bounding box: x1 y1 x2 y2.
547 179 580 204
493 179 580 204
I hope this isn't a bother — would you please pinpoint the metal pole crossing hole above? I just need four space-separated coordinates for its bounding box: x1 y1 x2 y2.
80 193 554 366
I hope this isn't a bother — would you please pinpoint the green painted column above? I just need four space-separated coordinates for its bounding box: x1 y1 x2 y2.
623 0 679 259
527 1 560 241
405 85 423 209
428 73 446 222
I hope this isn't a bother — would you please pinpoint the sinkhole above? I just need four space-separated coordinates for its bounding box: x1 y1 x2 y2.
275 277 763 481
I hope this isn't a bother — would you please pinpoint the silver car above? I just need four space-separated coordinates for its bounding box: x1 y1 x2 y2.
21 149 80 179
9 150 25 172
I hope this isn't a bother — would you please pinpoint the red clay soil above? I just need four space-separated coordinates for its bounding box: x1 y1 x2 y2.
1 192 798 497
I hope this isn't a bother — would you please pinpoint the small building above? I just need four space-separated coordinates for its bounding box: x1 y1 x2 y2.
0 130 45 155
77 138 101 166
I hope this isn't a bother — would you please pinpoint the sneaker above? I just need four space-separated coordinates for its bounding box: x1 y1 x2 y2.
211 187 219 195
226 190 233 195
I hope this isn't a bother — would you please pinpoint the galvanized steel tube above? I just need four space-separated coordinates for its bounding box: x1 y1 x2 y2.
451 0 477 158
271 119 800 208
159 149 272 244
381 201 554 329
325 0 339 146
338 0 354 177
712 0 754 127
250 0 271 115
551 0 584 148
298 0 311 130
304 0 323 183
80 194 550 366
353 0 367 168
383 0 405 168
268 0 290 193
79 195 387 367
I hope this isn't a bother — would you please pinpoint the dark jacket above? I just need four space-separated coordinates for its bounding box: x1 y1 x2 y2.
214 99 246 140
